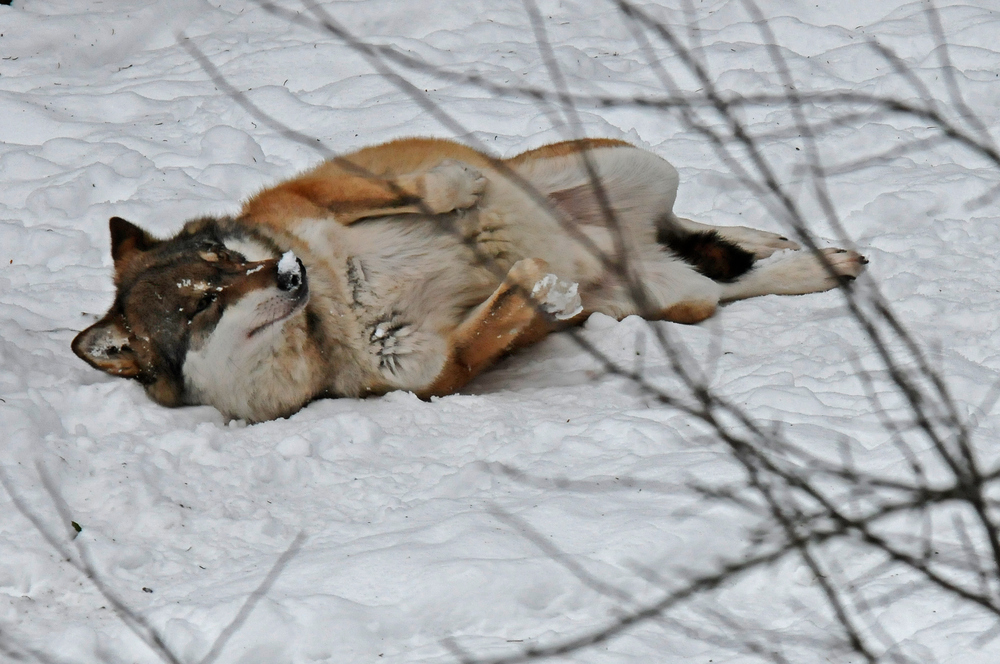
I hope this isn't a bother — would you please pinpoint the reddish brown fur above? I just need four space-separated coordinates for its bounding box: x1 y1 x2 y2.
243 138 498 229
243 137 725 395
419 259 559 397
235 138 650 397
76 135 856 421
659 300 717 325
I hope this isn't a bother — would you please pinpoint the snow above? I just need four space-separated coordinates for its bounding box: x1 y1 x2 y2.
276 251 299 279
531 274 583 321
1 1 999 663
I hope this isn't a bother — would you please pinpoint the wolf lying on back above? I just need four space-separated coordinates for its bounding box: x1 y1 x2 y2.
73 137 866 422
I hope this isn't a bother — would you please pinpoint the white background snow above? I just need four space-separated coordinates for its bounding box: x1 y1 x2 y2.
1 0 1000 662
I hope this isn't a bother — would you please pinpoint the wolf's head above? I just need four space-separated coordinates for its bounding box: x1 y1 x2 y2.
73 216 315 420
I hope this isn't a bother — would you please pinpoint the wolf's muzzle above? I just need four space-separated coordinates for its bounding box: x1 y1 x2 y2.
277 256 307 294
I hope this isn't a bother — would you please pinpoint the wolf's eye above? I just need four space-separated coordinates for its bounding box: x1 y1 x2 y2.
194 293 217 315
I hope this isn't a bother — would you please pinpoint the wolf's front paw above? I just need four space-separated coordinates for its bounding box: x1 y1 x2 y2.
531 273 583 320
422 160 487 214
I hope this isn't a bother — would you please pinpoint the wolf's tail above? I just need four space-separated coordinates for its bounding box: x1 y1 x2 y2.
655 216 756 283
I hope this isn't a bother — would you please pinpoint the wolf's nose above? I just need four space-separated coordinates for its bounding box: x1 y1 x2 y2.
277 256 306 292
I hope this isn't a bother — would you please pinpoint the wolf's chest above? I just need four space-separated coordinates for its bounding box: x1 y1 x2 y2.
330 217 498 393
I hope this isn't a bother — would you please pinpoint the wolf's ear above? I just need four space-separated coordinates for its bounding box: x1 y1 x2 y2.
109 217 158 266
71 313 142 378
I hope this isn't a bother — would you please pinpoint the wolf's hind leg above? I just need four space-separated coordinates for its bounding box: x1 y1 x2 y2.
721 248 866 301
583 252 724 324
665 214 799 259
418 259 575 397
641 247 865 321
641 262 722 324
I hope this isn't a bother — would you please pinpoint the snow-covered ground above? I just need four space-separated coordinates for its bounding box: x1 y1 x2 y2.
2 1 1000 662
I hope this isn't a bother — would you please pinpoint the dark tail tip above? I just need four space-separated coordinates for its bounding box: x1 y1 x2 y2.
657 225 756 283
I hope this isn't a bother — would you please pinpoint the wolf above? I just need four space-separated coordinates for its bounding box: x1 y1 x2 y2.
72 137 866 422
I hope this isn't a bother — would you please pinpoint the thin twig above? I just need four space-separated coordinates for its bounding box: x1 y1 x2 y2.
198 532 307 664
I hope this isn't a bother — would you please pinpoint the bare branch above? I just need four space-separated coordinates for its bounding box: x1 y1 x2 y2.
0 465 185 664
198 532 307 664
